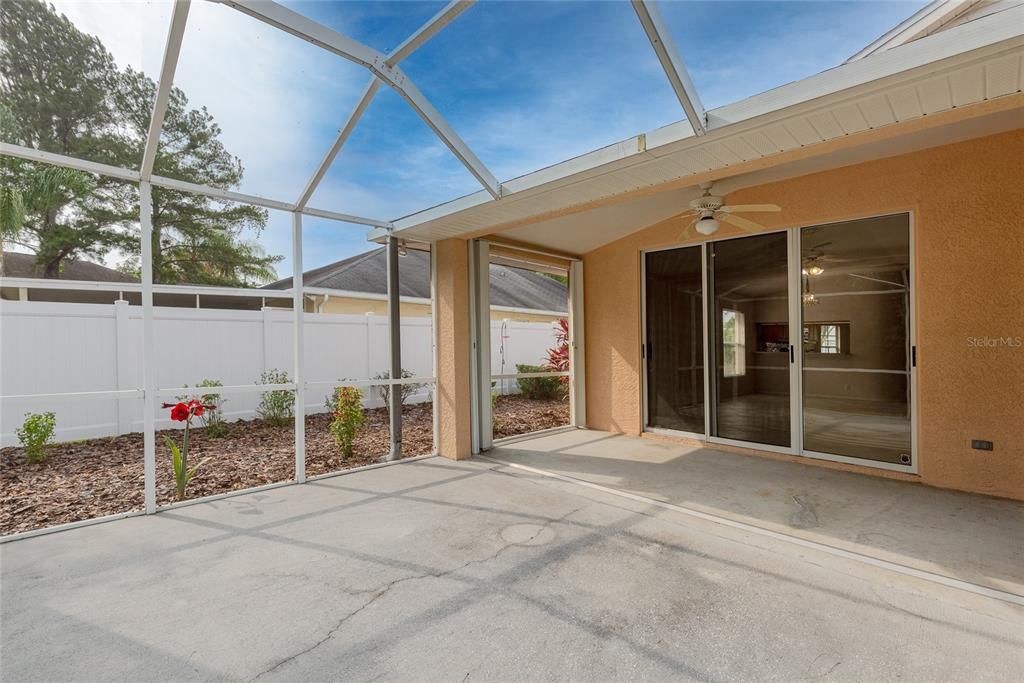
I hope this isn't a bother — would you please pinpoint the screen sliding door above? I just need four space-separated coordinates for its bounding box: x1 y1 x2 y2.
800 215 913 465
644 246 704 433
708 232 791 447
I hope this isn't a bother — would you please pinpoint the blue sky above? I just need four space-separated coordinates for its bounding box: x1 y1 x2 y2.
53 0 927 278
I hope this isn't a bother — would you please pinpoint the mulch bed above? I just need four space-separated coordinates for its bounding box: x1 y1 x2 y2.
1 396 568 535
493 394 570 439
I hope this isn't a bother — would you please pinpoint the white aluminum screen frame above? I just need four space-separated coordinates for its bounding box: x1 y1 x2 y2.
470 242 582 451
0 0 701 534
0 0 472 534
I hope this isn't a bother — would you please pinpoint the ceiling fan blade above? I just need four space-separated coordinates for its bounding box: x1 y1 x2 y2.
720 204 781 213
679 219 696 240
819 256 861 263
720 213 765 232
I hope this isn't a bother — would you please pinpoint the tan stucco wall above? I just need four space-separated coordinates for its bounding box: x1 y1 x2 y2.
312 297 432 317
311 295 562 323
434 239 473 460
584 129 1024 500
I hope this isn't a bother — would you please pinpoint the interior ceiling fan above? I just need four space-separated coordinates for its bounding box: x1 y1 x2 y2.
803 242 864 275
679 182 781 237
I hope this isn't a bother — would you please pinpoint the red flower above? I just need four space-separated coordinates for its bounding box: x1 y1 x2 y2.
188 399 204 417
170 402 190 422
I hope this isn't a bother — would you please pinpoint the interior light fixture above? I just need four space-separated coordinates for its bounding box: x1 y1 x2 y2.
802 292 819 305
806 263 824 276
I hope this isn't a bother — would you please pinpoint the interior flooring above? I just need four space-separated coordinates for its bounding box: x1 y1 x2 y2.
652 393 911 464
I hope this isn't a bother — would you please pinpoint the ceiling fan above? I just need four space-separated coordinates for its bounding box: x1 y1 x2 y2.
803 242 865 276
679 182 782 237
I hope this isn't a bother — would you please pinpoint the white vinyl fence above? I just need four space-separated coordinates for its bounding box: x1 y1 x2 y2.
0 300 561 446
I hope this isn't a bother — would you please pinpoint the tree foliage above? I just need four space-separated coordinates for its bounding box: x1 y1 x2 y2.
0 0 281 285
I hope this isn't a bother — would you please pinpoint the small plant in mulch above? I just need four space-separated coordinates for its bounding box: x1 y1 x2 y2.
256 369 294 427
162 399 215 501
178 379 229 438
326 386 365 457
373 369 425 413
192 379 229 438
16 412 56 464
490 380 499 428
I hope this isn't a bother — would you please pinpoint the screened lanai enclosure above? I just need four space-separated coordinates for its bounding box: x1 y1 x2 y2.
0 0 599 536
4 0 1024 542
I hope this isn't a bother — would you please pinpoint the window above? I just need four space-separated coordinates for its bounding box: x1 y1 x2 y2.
722 309 746 377
803 321 849 354
819 324 840 354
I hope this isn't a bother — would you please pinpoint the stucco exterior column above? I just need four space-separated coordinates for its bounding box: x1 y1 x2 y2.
434 238 473 459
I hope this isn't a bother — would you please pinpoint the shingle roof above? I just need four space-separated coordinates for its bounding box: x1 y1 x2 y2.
0 252 137 282
266 247 567 313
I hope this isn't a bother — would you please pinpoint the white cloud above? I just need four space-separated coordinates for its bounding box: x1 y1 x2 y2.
50 0 374 273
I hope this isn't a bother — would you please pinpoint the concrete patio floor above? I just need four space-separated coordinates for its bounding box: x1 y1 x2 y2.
491 429 1024 597
2 453 1023 682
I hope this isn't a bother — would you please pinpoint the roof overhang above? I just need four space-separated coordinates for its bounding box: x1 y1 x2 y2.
846 0 986 62
370 4 1024 254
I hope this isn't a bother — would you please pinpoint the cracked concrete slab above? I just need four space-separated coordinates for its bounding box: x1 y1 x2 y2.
2 456 1022 682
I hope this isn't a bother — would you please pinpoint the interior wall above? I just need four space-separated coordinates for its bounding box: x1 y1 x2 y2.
583 129 1024 500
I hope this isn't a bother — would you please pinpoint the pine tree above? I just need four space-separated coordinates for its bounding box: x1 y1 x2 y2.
0 0 282 285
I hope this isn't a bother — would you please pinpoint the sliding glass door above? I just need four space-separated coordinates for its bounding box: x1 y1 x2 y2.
642 213 914 470
644 246 704 434
800 215 913 465
707 232 791 447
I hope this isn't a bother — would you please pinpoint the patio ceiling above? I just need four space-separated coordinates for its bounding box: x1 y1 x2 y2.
487 101 1024 255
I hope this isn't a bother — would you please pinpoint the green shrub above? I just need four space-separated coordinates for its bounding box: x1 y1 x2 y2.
516 364 565 400
256 369 294 427
196 379 229 437
490 380 498 427
179 379 229 437
17 412 56 463
373 368 424 408
327 386 365 457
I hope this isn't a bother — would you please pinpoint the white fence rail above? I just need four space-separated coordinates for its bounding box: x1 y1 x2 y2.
0 300 560 445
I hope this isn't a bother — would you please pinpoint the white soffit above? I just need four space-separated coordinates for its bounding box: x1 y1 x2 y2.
376 5 1024 245
497 105 1024 255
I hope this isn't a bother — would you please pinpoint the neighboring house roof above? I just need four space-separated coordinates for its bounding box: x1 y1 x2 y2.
266 247 567 313
0 252 136 283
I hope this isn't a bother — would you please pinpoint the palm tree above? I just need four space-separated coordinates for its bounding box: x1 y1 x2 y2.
0 180 26 276
0 164 94 276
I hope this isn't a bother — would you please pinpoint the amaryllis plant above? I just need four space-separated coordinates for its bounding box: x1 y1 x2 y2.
163 399 215 501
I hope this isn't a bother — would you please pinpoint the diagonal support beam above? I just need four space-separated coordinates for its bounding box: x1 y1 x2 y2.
295 0 476 209
631 0 706 136
386 0 476 68
295 78 381 210
141 0 191 180
0 143 391 229
219 0 501 199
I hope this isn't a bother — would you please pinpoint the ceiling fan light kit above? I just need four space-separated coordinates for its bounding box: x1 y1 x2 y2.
679 183 782 238
696 214 720 235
